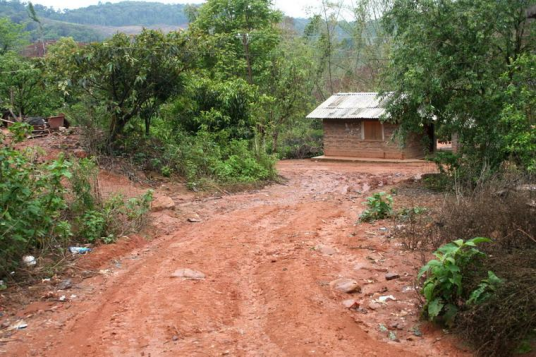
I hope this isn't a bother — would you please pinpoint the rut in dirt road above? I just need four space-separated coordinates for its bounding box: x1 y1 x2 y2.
4 161 447 357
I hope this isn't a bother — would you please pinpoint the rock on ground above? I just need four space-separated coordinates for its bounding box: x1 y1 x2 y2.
385 273 400 281
171 268 205 280
151 196 175 212
342 299 360 309
330 278 361 293
315 244 337 256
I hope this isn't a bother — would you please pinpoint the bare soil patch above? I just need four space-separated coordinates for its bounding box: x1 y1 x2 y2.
1 159 475 356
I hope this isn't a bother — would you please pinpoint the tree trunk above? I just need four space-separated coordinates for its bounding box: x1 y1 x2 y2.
145 116 151 136
272 129 280 153
108 114 124 146
242 33 253 84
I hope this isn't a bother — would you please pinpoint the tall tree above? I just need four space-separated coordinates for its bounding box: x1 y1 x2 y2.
0 17 28 55
0 53 58 117
27 2 45 53
383 0 536 171
187 0 282 85
50 30 189 143
259 36 316 151
304 0 391 97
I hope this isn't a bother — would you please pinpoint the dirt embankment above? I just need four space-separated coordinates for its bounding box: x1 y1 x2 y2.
1 159 472 357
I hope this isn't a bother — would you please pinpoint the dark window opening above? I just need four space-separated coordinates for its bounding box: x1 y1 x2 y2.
364 120 383 141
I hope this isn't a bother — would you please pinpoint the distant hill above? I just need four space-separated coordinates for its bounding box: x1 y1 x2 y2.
0 0 311 43
0 0 190 42
37 1 190 27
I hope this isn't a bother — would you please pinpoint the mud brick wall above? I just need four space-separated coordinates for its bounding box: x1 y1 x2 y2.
323 119 426 159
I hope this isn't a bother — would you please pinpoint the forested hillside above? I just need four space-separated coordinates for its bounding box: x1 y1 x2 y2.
0 0 190 41
33 1 190 27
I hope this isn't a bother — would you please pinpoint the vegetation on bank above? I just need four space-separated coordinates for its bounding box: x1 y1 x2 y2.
382 5 535 351
0 126 153 278
392 174 536 356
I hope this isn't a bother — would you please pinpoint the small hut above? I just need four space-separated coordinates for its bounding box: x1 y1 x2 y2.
306 92 432 160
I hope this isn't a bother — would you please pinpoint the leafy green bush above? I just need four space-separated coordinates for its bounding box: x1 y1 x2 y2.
359 192 393 222
466 271 502 306
418 237 494 326
117 125 277 189
69 158 101 213
80 210 106 243
0 143 73 275
8 122 33 143
0 134 153 278
76 190 153 244
214 140 276 183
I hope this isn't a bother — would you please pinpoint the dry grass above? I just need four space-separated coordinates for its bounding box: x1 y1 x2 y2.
457 251 536 356
395 173 536 356
396 174 535 253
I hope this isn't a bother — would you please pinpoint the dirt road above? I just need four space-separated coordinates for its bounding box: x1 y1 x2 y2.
3 160 469 357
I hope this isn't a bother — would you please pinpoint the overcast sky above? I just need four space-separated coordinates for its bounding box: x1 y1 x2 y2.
28 0 323 18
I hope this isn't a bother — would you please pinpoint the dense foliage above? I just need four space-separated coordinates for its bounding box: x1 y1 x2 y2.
383 0 536 177
0 18 61 116
0 131 153 277
50 30 188 142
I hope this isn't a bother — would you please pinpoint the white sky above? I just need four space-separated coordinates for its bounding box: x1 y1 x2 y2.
29 0 325 18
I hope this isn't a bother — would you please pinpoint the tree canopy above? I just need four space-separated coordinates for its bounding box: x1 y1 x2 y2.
48 30 189 142
383 0 536 171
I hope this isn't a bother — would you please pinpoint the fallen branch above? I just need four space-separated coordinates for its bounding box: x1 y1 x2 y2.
516 227 536 244
0 118 16 124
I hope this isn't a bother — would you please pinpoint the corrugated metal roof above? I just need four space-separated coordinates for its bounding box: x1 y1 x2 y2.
306 92 391 119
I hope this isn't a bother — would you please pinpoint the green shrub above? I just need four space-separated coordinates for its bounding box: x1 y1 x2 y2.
0 134 154 277
418 237 494 326
76 190 153 244
466 270 502 306
276 124 323 159
8 122 33 143
359 192 393 222
0 143 73 275
69 158 101 213
398 206 427 220
214 140 276 183
119 125 277 189
123 190 153 231
80 210 106 243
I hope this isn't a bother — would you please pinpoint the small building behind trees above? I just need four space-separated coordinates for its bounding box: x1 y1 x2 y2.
306 92 433 160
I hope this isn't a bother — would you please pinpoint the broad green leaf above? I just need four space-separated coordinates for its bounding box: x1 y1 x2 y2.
428 298 444 319
467 237 492 245
423 282 435 301
487 271 502 285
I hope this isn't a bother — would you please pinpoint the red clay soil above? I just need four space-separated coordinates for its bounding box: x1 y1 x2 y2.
1 160 472 357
